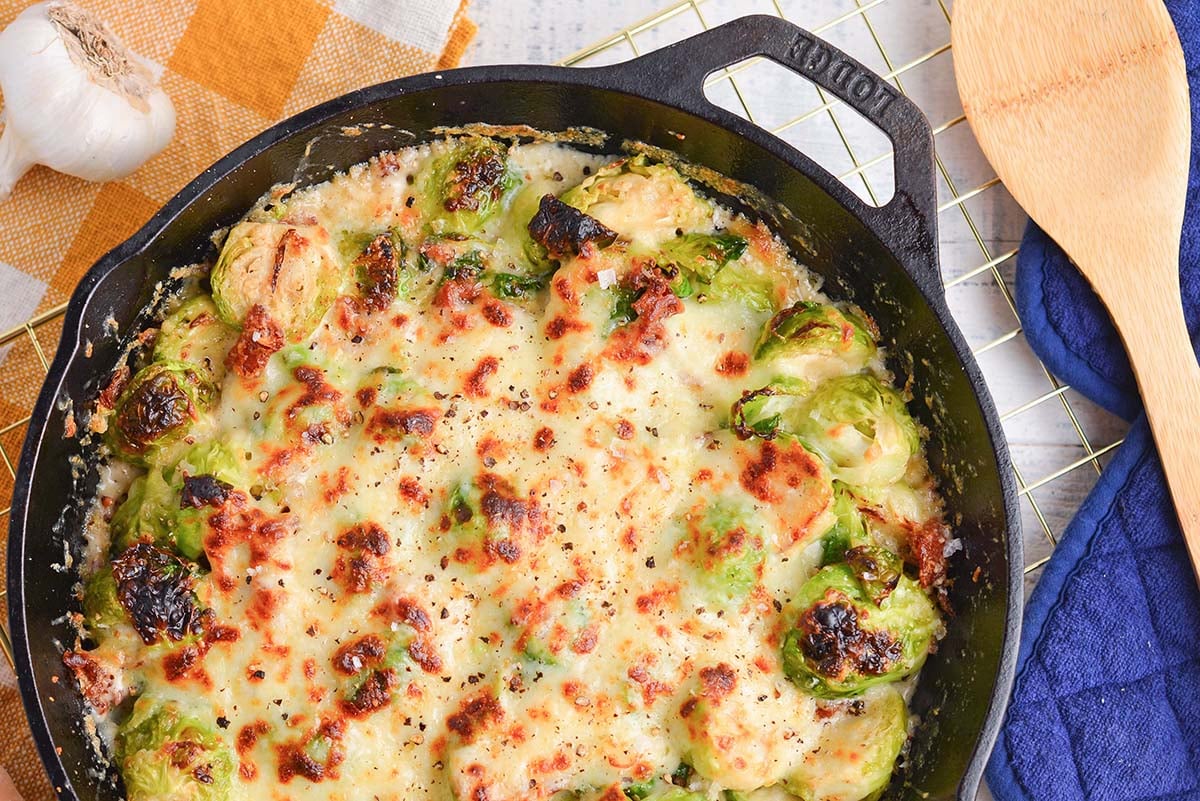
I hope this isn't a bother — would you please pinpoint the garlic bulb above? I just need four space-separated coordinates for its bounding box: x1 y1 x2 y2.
0 1 175 199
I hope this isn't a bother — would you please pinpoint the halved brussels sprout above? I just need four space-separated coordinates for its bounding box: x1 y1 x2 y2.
730 377 809 441
819 484 868 566
678 499 766 609
357 367 442 445
705 261 778 313
211 221 340 340
107 362 215 467
174 441 244 487
353 231 402 312
785 686 908 801
423 137 518 235
439 475 537 568
110 542 205 645
499 182 559 271
111 442 241 559
753 301 876 371
658 233 748 283
796 374 920 487
605 282 640 334
116 695 233 801
521 637 557 667
110 468 177 553
623 780 658 800
561 157 713 246
780 564 939 698
174 471 235 560
419 234 490 278
334 632 410 716
730 434 836 548
152 295 238 384
82 566 126 632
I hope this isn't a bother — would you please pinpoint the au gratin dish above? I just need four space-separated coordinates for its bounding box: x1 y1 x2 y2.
66 135 956 801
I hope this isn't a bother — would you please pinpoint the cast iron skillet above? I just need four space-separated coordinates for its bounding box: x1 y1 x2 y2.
8 14 1021 801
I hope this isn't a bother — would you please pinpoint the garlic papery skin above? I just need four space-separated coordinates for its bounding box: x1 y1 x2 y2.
0 1 175 199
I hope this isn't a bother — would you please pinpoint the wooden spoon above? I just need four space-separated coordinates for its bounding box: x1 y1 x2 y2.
952 0 1200 580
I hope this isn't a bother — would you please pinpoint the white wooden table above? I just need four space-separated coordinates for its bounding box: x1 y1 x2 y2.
465 1 1133 792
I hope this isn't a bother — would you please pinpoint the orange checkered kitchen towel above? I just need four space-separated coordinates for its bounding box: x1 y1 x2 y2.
0 0 474 796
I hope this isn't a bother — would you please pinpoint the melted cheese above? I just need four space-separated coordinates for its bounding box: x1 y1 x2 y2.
82 140 944 801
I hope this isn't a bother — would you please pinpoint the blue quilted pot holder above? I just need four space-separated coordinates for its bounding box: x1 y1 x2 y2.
985 2 1200 798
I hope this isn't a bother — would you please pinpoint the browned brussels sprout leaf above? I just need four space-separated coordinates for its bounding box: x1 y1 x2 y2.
424 138 518 234
110 543 205 645
528 194 618 258
355 232 400 312
107 362 214 466
179 474 233 509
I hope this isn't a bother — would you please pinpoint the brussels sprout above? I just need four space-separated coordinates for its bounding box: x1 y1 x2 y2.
423 137 518 235
780 564 939 698
615 779 704 801
111 442 240 559
561 157 713 245
173 441 244 488
528 194 618 258
705 262 778 313
110 468 177 552
730 377 809 441
353 231 403 311
489 271 549 299
679 500 766 608
116 695 233 801
598 261 687 340
753 301 876 371
335 632 410 716
849 480 934 535
107 362 215 466
439 476 538 569
211 221 340 340
174 472 235 560
82 566 126 632
110 542 205 645
443 481 488 541
786 686 908 801
843 546 904 606
152 295 238 383
658 233 748 283
796 374 920 487
336 229 377 266
418 234 490 279
819 484 868 566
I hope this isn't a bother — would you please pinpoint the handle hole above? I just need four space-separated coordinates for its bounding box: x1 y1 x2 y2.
702 57 896 206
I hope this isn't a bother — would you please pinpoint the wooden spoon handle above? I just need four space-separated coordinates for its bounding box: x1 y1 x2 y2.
1109 276 1200 579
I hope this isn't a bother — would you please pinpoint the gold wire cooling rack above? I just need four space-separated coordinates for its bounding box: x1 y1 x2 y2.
0 0 1127 672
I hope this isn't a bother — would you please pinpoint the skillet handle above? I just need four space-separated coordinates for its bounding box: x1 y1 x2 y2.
595 14 942 294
